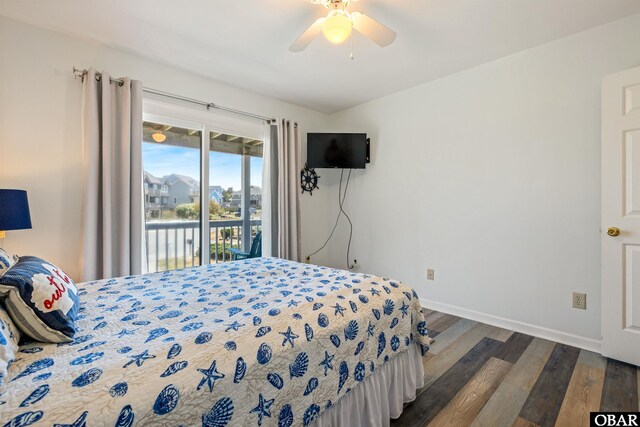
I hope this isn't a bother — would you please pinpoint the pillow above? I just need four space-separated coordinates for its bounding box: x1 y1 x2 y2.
0 303 21 386
0 256 79 343
0 248 15 276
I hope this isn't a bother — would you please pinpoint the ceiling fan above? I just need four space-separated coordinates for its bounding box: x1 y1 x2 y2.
289 0 396 52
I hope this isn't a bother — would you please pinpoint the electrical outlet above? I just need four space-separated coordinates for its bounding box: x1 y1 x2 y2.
573 292 587 310
426 269 435 280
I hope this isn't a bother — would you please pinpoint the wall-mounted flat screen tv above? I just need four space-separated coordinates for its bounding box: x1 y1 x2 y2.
307 133 369 169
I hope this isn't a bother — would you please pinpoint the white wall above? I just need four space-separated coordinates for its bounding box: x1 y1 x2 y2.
325 13 640 345
0 17 330 280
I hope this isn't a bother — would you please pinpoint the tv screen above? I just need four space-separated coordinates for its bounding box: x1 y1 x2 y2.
307 133 368 169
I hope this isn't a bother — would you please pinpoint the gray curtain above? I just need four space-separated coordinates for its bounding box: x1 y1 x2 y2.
261 124 279 257
80 68 143 281
262 119 301 262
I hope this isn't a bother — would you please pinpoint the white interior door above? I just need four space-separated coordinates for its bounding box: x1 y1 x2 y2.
602 65 640 366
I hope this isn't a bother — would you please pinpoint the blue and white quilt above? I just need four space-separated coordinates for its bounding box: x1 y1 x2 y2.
1 258 430 426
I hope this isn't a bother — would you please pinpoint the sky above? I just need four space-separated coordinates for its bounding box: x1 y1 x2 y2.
143 143 263 190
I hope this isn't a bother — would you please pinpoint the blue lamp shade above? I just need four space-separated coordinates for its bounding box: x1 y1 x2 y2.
0 190 32 231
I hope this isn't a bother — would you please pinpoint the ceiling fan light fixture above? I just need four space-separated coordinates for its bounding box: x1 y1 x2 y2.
289 0 396 53
152 132 167 143
322 11 352 44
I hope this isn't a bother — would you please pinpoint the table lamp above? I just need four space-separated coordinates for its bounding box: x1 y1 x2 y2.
0 189 32 239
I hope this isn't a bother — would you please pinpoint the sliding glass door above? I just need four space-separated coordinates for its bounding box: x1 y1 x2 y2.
143 121 202 272
142 101 264 273
207 132 263 263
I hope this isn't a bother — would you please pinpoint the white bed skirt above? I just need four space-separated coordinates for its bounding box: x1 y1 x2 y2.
312 344 425 427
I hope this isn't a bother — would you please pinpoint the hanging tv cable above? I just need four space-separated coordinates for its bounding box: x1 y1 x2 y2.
306 169 355 269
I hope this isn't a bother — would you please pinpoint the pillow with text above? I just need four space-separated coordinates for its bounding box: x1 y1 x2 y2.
0 256 79 343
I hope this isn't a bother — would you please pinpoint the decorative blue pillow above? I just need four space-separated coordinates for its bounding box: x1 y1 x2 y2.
0 303 21 386
0 256 79 343
0 248 15 276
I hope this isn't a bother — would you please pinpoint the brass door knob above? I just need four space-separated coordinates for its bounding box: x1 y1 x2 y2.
607 227 620 237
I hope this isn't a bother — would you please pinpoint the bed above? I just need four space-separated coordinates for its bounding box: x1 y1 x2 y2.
1 257 430 426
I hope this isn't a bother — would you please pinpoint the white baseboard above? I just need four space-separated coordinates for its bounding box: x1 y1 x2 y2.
419 298 601 354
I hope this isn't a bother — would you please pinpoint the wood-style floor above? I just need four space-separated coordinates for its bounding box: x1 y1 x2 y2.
393 309 639 427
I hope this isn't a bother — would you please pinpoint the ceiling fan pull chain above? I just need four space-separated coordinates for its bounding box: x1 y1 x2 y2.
350 30 355 60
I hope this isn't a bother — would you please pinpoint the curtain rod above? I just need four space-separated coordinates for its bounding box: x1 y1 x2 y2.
73 67 276 123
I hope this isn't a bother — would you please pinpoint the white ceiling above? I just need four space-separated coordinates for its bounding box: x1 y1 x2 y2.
2 0 640 113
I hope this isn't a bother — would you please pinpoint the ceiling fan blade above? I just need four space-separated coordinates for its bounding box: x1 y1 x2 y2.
289 18 325 52
351 12 396 47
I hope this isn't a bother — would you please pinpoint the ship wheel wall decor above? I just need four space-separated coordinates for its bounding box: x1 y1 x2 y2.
301 164 320 195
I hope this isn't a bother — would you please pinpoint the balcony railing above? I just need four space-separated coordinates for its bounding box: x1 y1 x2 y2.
144 219 261 273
